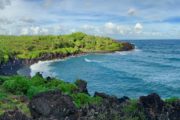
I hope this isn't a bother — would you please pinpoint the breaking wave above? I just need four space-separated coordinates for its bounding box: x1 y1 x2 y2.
84 58 103 63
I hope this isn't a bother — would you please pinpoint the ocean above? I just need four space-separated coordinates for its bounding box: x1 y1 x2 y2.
25 40 180 98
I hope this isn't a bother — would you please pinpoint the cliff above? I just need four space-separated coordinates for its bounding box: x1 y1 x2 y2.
0 42 134 76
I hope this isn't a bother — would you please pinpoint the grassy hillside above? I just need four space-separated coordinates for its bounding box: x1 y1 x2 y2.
0 32 123 64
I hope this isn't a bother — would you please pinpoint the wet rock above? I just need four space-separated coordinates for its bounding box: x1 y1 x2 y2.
29 90 78 120
139 93 164 119
94 92 117 101
75 79 88 94
46 76 53 81
79 94 127 120
75 80 89 94
118 96 130 103
139 93 180 120
165 100 180 120
94 92 129 104
77 92 130 120
0 110 31 120
121 42 135 51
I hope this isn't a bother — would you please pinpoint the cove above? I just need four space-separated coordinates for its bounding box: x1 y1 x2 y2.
19 40 180 98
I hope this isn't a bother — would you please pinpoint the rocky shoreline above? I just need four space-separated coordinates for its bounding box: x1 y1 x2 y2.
0 79 179 120
0 42 134 76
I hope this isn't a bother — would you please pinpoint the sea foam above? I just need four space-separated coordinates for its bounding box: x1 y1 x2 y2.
115 47 141 55
30 60 58 78
84 58 103 63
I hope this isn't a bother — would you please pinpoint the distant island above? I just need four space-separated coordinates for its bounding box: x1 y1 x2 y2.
0 33 179 120
0 32 134 75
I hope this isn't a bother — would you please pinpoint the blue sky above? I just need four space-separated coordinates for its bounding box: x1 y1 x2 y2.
0 0 180 39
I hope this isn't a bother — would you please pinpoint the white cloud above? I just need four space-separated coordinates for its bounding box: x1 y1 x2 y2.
20 17 35 23
128 8 137 16
20 26 49 35
134 23 143 33
20 28 29 35
43 0 53 8
104 22 129 35
104 22 116 30
0 0 180 39
30 26 40 35
0 18 12 25
40 28 49 34
0 0 11 9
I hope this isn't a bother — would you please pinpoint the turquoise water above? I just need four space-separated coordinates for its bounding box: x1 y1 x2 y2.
30 40 180 98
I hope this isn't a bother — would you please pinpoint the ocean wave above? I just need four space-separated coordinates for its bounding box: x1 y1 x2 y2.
134 48 141 52
84 58 103 63
166 57 180 62
30 54 89 78
30 61 57 78
115 47 141 55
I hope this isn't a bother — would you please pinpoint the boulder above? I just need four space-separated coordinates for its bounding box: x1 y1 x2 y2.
166 101 180 120
29 90 78 120
139 93 180 120
139 93 164 119
79 92 129 120
121 42 135 51
75 79 88 94
0 110 31 120
94 92 129 104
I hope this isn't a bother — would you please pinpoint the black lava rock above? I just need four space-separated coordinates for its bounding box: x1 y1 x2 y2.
29 90 78 120
0 110 31 120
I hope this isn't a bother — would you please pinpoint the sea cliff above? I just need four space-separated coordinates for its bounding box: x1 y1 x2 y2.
0 42 134 76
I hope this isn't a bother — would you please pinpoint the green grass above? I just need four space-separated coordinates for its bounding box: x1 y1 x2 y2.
122 99 146 120
0 73 102 112
165 97 179 103
0 84 30 116
0 92 7 100
71 93 102 108
0 94 30 116
123 99 138 113
0 32 123 63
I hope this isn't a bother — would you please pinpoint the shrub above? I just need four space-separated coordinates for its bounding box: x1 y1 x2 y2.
27 86 49 99
29 73 45 86
71 93 102 108
123 99 138 113
57 82 77 94
45 79 64 88
122 99 146 120
165 97 179 103
3 76 30 94
0 92 7 100
0 76 9 85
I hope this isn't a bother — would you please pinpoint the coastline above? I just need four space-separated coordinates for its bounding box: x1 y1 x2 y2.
0 42 135 76
28 46 140 78
0 41 180 120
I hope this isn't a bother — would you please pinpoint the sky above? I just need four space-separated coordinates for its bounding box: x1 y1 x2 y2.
0 0 180 39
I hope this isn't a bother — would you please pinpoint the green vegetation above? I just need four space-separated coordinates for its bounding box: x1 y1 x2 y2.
71 93 102 108
123 99 138 113
165 97 179 103
0 93 30 116
0 74 179 118
122 100 146 120
0 73 102 115
0 32 123 63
